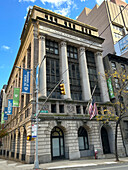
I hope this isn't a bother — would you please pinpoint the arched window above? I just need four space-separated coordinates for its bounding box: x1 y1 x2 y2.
78 127 89 150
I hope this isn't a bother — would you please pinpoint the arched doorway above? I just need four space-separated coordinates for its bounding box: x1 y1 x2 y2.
51 126 65 160
101 127 111 154
78 127 89 151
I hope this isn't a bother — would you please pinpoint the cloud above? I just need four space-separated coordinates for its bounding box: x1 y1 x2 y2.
81 0 86 1
19 0 36 2
24 6 33 19
40 0 76 16
96 0 127 5
1 45 10 50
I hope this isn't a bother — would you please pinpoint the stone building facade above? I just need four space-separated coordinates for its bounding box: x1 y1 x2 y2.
0 6 126 163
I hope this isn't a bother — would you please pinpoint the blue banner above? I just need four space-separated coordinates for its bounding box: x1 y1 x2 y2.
36 65 39 88
4 107 8 120
7 99 13 115
22 69 30 94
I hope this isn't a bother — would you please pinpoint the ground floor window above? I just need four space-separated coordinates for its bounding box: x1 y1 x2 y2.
78 127 89 150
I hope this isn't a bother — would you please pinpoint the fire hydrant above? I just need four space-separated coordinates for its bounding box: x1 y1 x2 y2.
94 149 98 159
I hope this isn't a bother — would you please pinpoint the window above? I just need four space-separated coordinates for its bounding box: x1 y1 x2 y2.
103 107 108 114
125 80 128 90
83 106 87 114
64 21 67 27
54 18 57 23
97 107 102 115
86 51 101 102
21 94 24 110
67 45 78 59
45 14 48 20
73 24 75 30
78 127 89 150
46 58 60 99
121 64 126 72
76 105 81 114
114 78 120 89
50 16 53 22
69 23 71 28
59 105 64 113
51 104 56 113
111 62 116 71
46 39 59 55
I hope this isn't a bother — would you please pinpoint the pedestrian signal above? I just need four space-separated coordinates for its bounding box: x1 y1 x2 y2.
60 83 66 95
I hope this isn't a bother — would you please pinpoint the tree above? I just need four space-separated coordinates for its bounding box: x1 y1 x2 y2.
96 68 128 161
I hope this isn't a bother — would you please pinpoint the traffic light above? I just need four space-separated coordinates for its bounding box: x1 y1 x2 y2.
27 135 32 141
60 83 66 95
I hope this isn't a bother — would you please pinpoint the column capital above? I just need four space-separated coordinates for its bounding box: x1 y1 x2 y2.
38 35 45 40
79 46 85 52
95 51 102 57
60 41 67 47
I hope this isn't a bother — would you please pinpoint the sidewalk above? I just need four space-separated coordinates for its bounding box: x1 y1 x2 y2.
1 157 128 170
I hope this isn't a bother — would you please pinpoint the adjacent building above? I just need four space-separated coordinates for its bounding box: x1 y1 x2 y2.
77 0 128 57
0 6 125 163
104 54 128 155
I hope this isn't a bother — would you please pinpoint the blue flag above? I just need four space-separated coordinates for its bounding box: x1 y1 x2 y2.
22 69 30 94
7 99 13 115
4 107 8 120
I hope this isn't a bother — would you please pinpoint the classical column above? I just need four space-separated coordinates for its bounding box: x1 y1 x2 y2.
79 47 91 101
95 52 110 102
38 35 47 98
60 41 71 100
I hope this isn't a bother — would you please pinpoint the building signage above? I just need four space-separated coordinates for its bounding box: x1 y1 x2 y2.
1 112 5 124
22 69 30 94
36 65 39 88
13 87 20 107
32 124 37 138
107 77 115 99
7 99 13 115
4 107 8 120
119 34 128 54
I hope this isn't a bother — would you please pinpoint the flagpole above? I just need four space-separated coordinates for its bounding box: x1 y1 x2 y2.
85 85 97 113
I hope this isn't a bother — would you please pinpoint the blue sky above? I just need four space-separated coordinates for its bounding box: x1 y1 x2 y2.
0 0 127 90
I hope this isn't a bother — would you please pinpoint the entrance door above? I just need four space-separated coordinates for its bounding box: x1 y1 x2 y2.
101 127 111 154
51 127 64 160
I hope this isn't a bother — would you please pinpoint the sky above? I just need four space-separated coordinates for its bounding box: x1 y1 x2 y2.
0 0 127 90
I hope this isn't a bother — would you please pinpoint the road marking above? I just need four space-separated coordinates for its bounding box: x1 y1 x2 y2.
104 162 117 164
47 163 97 169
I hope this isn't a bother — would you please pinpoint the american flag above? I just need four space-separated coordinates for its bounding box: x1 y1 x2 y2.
88 99 98 120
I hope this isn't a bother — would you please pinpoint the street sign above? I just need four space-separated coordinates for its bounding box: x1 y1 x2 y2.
32 124 37 138
40 110 48 113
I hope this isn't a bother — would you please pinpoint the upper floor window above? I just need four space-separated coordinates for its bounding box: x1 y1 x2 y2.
121 64 126 72
64 21 67 27
111 62 116 71
50 16 53 22
114 77 120 89
67 45 78 59
45 14 48 20
46 39 59 55
54 18 57 23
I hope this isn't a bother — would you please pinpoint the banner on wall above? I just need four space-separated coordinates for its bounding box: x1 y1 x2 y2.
22 69 30 94
4 107 8 120
7 99 13 115
107 77 115 99
13 87 20 107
